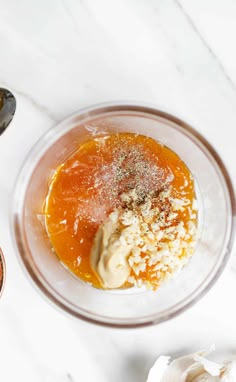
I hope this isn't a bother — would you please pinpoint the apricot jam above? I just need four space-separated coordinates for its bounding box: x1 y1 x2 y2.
45 133 197 289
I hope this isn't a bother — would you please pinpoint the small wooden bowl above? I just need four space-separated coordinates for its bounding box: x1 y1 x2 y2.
0 248 6 297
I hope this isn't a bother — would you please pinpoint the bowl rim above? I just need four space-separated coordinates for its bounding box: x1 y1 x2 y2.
0 248 6 298
11 101 236 328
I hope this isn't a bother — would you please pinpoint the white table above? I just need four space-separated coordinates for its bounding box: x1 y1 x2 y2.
0 1 236 381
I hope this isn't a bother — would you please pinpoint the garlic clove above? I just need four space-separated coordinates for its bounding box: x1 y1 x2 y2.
192 354 223 377
146 347 236 382
221 361 236 381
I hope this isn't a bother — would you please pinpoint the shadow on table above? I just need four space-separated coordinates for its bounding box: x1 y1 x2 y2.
122 353 151 382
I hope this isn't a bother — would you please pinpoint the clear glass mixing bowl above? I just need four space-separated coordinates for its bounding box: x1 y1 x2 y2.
11 103 236 327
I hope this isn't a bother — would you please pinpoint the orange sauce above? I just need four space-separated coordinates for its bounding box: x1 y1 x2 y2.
45 133 195 288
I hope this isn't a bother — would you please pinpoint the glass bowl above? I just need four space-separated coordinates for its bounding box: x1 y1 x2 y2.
11 103 236 328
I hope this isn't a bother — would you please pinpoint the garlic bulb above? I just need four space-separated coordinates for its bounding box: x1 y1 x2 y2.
147 347 236 382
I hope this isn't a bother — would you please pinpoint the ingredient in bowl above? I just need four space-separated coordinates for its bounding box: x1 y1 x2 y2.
91 187 197 289
45 133 197 290
147 346 236 382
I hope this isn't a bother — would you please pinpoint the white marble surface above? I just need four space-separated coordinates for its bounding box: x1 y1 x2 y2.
0 1 236 381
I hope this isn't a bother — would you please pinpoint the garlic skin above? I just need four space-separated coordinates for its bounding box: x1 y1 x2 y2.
146 356 170 382
147 347 236 382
